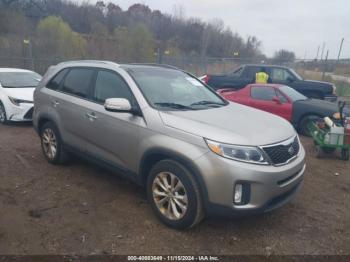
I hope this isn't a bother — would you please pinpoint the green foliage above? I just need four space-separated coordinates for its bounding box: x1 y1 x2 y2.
113 24 154 62
36 16 86 59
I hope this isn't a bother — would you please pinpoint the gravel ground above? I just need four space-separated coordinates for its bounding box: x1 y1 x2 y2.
0 123 349 255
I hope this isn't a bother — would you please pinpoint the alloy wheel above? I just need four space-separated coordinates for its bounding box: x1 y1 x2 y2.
42 128 57 160
152 172 188 220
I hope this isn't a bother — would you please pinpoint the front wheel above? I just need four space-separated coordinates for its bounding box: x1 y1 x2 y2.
0 102 8 124
147 159 204 229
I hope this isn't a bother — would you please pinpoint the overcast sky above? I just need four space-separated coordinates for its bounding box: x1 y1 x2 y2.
78 0 350 59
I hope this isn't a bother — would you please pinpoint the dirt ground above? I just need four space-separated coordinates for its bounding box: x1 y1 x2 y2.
0 123 349 255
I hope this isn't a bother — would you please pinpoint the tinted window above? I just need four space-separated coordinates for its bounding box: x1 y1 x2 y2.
94 70 132 103
0 71 41 88
46 69 68 90
271 68 294 81
61 68 94 98
251 86 277 101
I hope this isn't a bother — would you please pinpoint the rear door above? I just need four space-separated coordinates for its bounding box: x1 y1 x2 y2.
249 86 292 121
54 67 96 152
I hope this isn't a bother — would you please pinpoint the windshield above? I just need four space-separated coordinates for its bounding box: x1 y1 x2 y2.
279 85 307 101
127 67 227 110
289 69 303 80
0 71 42 88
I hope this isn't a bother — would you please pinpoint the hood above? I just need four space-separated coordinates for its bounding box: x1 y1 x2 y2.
159 103 296 146
294 99 350 116
2 87 35 101
304 79 333 87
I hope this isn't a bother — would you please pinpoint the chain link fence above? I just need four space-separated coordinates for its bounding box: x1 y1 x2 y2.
0 56 349 96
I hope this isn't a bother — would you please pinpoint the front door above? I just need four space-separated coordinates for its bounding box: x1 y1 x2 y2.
249 86 292 121
83 69 146 172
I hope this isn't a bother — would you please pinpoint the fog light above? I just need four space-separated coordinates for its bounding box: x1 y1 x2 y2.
234 184 243 204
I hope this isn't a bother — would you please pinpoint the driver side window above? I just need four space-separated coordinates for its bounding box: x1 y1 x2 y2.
271 68 294 82
93 70 133 104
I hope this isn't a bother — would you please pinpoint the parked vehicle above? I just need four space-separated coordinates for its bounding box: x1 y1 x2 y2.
34 61 306 229
218 84 350 135
0 68 42 124
201 64 337 101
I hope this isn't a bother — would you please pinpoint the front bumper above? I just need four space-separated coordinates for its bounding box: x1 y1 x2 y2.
194 144 306 216
6 103 34 121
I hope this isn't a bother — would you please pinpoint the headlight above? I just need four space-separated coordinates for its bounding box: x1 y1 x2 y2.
205 139 269 165
332 85 337 95
8 97 33 106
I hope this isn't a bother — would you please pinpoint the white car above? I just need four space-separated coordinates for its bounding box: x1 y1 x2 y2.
0 68 42 124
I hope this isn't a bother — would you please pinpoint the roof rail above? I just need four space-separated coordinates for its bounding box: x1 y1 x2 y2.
57 60 120 66
128 63 180 70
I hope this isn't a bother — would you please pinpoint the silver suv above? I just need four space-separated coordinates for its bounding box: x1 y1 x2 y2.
34 61 306 229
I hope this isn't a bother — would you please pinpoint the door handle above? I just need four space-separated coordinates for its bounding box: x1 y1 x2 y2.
52 100 60 107
85 112 98 121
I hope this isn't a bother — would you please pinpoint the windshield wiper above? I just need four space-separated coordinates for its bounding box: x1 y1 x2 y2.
190 100 225 107
154 102 193 110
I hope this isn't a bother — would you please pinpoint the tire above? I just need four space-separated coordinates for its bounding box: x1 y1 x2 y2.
298 115 321 136
147 159 204 229
341 149 349 161
0 102 8 124
315 145 323 158
40 121 69 164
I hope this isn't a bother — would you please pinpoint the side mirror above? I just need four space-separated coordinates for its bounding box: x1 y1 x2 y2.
272 96 282 104
104 98 132 112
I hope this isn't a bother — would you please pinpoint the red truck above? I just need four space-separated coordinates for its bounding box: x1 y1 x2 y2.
218 84 350 135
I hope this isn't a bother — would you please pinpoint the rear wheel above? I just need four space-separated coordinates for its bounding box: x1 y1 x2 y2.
40 122 69 164
147 159 204 229
0 102 8 124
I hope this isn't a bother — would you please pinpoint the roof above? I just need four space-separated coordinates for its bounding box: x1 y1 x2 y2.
243 64 290 69
56 60 120 67
0 68 35 73
249 83 284 88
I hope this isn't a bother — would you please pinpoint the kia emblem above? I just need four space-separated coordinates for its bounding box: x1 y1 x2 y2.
288 146 295 155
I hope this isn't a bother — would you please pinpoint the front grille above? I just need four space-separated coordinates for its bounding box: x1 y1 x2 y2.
262 136 299 165
23 107 34 119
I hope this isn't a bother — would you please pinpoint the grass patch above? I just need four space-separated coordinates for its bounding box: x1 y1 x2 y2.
296 69 350 97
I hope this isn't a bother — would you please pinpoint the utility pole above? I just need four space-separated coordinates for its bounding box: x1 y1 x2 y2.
320 42 325 61
322 49 329 81
337 37 344 61
315 45 320 60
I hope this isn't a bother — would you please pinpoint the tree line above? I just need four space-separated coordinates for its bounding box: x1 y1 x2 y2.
0 0 295 67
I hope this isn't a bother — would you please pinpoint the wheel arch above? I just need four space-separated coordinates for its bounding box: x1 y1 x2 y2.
138 148 210 209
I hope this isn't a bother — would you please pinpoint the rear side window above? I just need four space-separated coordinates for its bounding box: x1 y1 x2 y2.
251 86 277 101
93 70 133 103
46 69 68 90
61 68 94 98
